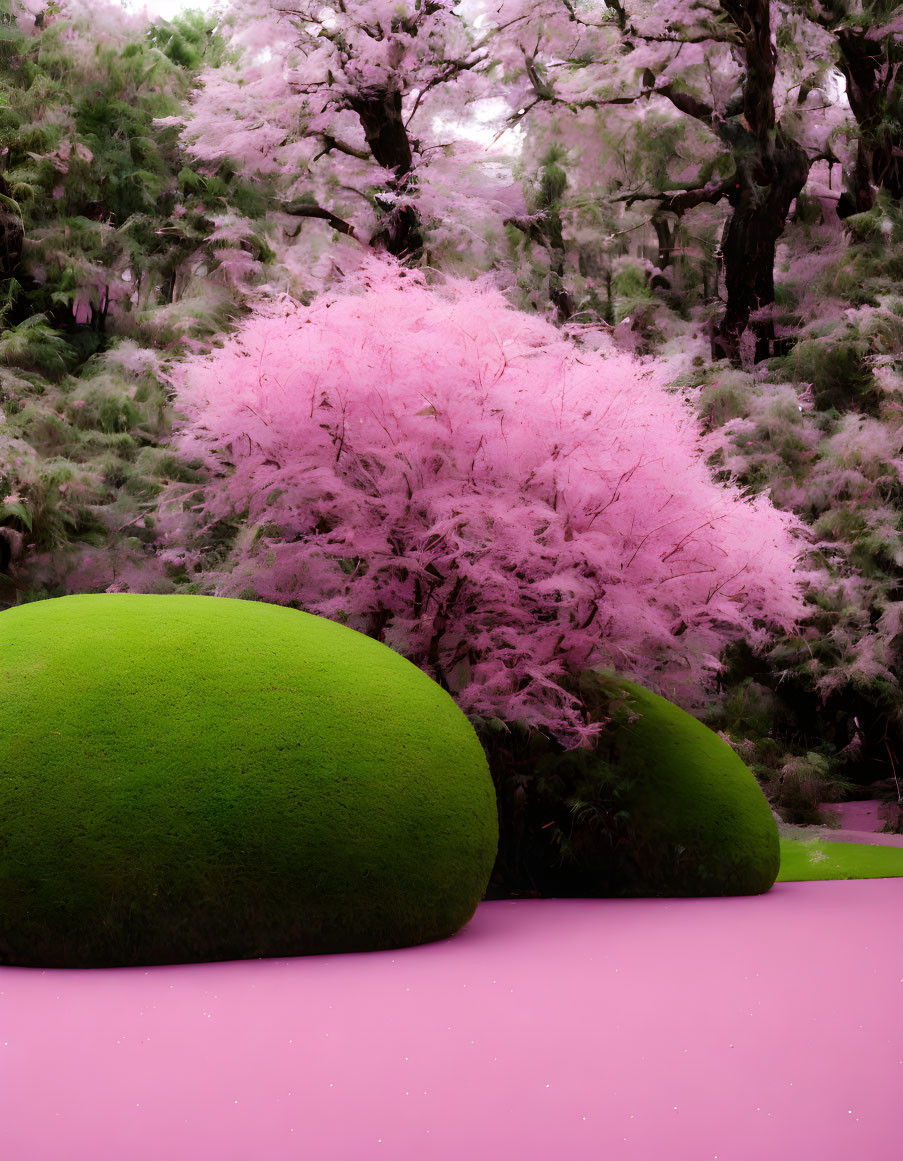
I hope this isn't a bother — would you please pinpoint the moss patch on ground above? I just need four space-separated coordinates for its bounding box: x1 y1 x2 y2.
0 593 498 968
778 839 903 881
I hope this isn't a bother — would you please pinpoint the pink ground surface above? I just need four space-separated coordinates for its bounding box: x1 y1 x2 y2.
825 799 887 832
786 798 903 847
1 880 901 1161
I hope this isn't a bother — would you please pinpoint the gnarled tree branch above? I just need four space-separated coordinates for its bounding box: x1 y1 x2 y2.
281 201 360 241
612 174 737 212
313 133 370 162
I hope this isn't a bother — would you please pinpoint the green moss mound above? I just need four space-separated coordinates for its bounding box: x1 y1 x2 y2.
778 839 903 881
0 594 498 968
598 678 780 894
487 674 779 898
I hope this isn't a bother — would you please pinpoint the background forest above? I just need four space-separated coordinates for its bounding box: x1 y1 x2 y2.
3 0 903 863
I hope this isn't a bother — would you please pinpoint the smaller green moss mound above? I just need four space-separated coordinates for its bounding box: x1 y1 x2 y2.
778 839 903 881
597 678 780 895
0 594 498 968
487 673 780 898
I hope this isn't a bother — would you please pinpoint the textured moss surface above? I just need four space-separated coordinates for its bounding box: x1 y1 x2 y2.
0 594 498 968
778 839 903 881
599 678 782 895
487 673 780 898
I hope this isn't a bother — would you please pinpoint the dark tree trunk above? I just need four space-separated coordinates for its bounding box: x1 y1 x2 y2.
710 1 810 363
651 213 676 274
535 153 574 322
347 87 423 259
504 208 575 323
646 2 810 362
714 130 809 363
849 138 878 213
348 88 413 175
649 213 677 291
545 206 574 323
602 267 613 324
503 150 575 323
0 174 23 283
811 3 903 208
835 24 903 205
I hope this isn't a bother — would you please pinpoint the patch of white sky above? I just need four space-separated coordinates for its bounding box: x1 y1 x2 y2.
115 0 215 21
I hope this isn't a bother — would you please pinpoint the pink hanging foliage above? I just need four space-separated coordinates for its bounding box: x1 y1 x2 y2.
161 259 813 744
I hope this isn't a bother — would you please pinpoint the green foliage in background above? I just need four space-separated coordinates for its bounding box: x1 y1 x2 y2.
0 3 273 599
694 196 903 819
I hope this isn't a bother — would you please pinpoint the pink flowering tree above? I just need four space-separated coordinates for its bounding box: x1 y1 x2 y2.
156 258 812 746
163 0 525 271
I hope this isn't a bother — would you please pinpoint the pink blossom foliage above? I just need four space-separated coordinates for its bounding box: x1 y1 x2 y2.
162 259 812 744
13 0 43 31
163 0 524 270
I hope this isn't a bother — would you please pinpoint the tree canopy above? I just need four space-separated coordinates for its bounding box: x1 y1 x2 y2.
2 0 903 818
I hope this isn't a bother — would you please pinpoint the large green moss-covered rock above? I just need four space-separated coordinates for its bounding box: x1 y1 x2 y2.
0 594 498 968
487 674 780 898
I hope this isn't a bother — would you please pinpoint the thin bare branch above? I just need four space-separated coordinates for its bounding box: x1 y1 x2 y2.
655 80 717 126
314 133 370 161
612 173 737 212
281 201 361 241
